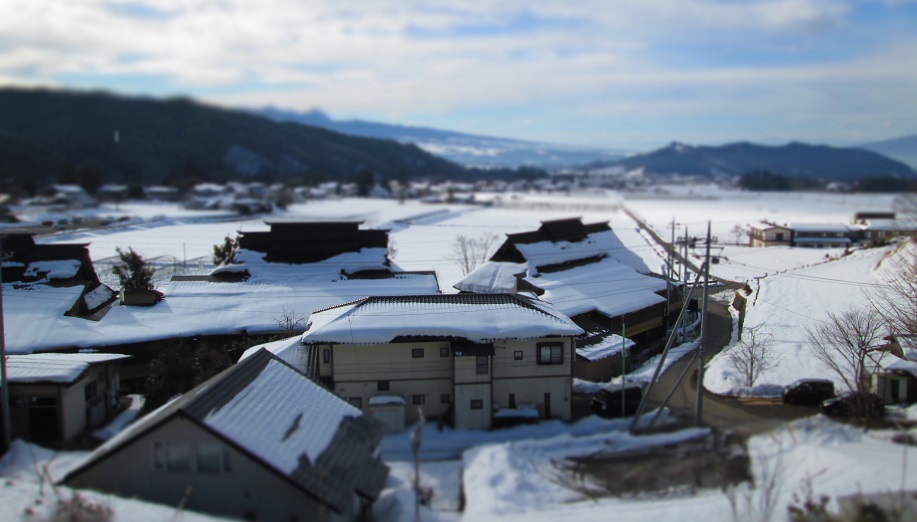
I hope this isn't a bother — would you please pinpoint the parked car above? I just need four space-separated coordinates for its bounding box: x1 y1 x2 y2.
819 393 885 418
783 379 835 406
591 385 643 418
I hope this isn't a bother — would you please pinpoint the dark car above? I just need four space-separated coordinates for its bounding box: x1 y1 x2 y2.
591 385 643 418
819 393 885 418
783 379 835 406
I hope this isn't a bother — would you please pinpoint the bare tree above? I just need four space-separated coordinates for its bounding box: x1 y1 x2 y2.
452 233 500 275
872 240 917 339
275 307 307 332
726 325 775 387
731 224 746 246
806 307 888 417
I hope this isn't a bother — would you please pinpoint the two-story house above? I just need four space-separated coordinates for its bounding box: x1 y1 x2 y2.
300 294 584 431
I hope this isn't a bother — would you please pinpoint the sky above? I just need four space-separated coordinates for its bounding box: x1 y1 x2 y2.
1 0 916 150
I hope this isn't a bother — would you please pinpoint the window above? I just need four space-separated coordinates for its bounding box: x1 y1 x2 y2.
154 442 191 471
197 443 232 473
513 351 523 361
537 343 564 365
377 380 390 391
348 397 363 408
440 347 450 357
470 399 483 410
412 395 425 405
323 349 330 364
440 394 451 404
412 348 425 358
84 381 97 401
476 356 489 375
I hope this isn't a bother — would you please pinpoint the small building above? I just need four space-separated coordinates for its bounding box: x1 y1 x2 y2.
143 185 181 201
873 336 917 405
749 222 792 247
6 353 129 445
62 349 388 521
301 294 584 430
788 223 852 248
1 233 117 318
237 219 389 265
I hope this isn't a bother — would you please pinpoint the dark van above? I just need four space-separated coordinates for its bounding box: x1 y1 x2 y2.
591 385 643 418
783 379 835 406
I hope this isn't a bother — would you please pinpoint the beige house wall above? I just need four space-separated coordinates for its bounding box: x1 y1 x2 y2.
325 336 576 430
331 341 452 382
336 378 452 425
67 416 350 522
454 383 492 430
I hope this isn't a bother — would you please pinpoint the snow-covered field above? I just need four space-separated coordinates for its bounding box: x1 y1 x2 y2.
7 189 915 521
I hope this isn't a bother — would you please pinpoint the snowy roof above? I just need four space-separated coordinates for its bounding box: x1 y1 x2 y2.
238 335 309 374
576 333 635 362
2 255 439 354
884 357 917 378
786 223 851 233
515 230 651 274
523 257 667 318
301 294 583 345
213 247 393 278
794 237 851 244
64 349 387 511
6 353 129 384
454 261 526 293
24 259 81 280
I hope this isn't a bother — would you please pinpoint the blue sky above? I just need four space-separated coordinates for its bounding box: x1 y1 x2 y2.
1 0 915 150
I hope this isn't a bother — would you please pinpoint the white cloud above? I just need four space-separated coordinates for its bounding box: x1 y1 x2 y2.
0 0 913 145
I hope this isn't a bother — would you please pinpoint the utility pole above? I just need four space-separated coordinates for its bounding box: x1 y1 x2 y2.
621 320 626 418
666 218 677 332
696 221 711 427
682 227 690 344
0 235 11 451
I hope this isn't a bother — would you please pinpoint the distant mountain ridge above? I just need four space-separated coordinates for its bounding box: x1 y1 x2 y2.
0 88 469 187
256 107 626 170
579 141 916 181
859 134 917 169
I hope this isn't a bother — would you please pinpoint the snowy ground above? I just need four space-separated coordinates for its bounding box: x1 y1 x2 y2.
376 415 917 522
9 190 916 520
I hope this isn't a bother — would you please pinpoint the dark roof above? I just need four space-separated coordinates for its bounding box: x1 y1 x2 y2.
491 218 611 263
237 221 389 264
62 349 387 513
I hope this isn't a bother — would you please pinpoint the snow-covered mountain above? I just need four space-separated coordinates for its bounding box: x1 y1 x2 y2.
256 107 626 170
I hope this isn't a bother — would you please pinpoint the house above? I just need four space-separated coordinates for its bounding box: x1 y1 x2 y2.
96 184 130 202
873 336 917 405
787 223 852 248
1 233 117 319
749 222 792 247
455 218 680 379
236 219 389 265
62 349 388 522
6 353 129 445
300 294 584 431
143 185 181 202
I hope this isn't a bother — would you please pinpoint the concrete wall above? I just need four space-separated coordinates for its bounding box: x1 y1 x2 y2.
67 416 349 522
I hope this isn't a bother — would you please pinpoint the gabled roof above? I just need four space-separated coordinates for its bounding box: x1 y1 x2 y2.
301 293 583 344
63 349 387 513
490 217 612 263
6 353 129 384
